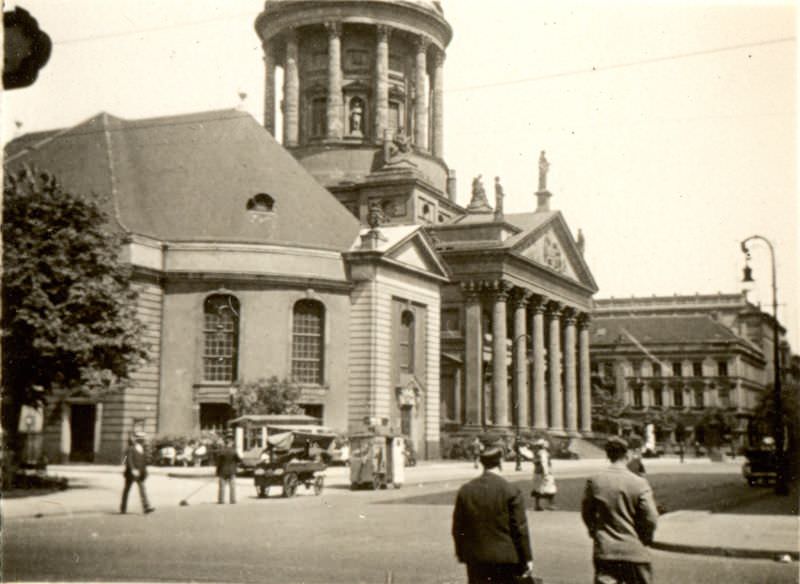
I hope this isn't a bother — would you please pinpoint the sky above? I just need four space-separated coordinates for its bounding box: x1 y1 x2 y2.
2 0 797 347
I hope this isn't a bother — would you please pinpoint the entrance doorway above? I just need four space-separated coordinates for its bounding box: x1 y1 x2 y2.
70 404 95 462
200 403 233 431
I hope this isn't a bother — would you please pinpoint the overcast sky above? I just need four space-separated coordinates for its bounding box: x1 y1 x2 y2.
2 0 797 347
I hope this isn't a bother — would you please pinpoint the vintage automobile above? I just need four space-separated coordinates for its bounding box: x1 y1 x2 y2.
742 447 778 486
253 429 336 498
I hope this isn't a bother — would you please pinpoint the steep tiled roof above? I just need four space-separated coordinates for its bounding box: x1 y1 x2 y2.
5 109 361 251
590 315 741 346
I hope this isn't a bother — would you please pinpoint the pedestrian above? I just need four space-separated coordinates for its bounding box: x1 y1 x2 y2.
627 435 646 476
514 434 523 472
452 445 534 584
120 431 155 515
216 434 241 504
530 439 557 511
581 436 659 584
471 436 483 469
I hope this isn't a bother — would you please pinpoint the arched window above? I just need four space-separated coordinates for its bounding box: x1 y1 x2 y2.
203 294 240 382
399 310 415 374
246 193 274 213
292 300 324 384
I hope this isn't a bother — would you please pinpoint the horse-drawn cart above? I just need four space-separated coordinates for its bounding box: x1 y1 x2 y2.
253 429 336 498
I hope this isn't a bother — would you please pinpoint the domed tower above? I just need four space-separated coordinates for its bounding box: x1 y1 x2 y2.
255 0 462 226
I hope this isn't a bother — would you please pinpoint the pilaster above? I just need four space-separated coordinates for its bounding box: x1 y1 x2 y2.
414 36 430 151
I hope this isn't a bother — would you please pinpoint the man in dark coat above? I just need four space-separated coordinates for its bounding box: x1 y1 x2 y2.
452 445 534 584
581 437 659 584
120 431 154 514
216 435 241 504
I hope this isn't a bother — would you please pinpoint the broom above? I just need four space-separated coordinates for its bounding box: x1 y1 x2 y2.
179 477 216 506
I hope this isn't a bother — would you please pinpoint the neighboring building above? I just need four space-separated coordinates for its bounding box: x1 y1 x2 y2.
5 0 597 462
590 293 789 447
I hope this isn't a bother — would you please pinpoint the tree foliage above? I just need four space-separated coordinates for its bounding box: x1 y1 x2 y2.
232 376 304 416
2 167 149 414
591 380 630 434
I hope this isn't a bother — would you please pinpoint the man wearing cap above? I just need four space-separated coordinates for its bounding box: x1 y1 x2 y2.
216 434 241 504
452 444 534 583
120 431 155 514
581 437 659 584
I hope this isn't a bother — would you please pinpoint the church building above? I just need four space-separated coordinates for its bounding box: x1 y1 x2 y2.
6 0 597 462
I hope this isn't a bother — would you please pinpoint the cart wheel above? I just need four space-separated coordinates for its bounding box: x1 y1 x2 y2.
257 485 268 498
314 476 324 495
283 473 298 498
372 475 383 490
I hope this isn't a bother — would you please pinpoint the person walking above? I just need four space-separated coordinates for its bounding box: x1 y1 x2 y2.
531 439 557 511
452 445 534 584
581 436 659 584
120 431 155 515
216 434 241 504
470 436 483 469
626 435 646 477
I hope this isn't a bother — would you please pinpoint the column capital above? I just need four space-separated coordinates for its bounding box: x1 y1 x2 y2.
415 35 431 53
578 313 592 329
460 280 483 301
434 47 446 66
563 306 578 324
376 24 392 42
546 300 563 317
284 26 298 43
486 279 511 301
528 294 547 313
325 21 342 37
510 288 531 309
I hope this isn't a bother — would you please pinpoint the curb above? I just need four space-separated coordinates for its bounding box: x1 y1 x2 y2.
651 540 798 562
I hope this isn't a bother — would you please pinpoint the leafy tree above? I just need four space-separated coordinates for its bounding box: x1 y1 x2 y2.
591 381 630 435
232 376 303 416
2 167 149 445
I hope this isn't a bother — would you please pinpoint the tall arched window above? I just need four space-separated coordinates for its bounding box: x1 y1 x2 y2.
399 310 415 374
292 300 324 384
203 294 240 382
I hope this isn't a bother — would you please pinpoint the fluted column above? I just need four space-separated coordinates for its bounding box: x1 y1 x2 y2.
453 366 462 423
326 22 343 140
512 290 530 429
432 48 445 158
547 303 564 431
283 29 300 147
531 299 547 430
578 315 592 434
374 25 390 142
563 309 579 435
491 283 510 427
462 282 483 427
414 36 429 151
263 40 276 135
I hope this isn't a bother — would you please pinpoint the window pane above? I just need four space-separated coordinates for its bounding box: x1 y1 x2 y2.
292 301 324 384
203 295 239 382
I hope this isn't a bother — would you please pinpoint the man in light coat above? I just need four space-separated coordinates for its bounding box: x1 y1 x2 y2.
581 437 659 584
452 445 534 584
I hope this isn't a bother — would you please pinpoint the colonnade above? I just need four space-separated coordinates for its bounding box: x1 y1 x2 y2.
460 280 592 435
262 23 446 156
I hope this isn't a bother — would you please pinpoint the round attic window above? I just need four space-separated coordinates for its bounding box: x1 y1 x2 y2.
247 193 275 213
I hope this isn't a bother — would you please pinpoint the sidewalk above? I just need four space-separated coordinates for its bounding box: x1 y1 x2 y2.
3 460 797 562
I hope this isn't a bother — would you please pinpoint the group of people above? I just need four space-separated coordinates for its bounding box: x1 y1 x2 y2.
453 435 659 584
120 430 241 514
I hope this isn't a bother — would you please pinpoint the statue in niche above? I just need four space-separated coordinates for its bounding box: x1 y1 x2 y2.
349 98 364 135
382 128 417 167
538 150 550 191
367 200 385 230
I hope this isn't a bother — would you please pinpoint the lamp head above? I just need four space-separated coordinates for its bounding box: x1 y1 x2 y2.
742 264 755 283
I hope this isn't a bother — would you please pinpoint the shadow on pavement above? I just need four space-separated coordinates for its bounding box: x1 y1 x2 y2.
383 473 800 516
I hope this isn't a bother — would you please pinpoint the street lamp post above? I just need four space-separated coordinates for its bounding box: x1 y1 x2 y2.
741 235 788 495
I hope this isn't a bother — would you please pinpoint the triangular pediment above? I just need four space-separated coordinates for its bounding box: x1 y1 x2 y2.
387 229 449 280
511 213 597 290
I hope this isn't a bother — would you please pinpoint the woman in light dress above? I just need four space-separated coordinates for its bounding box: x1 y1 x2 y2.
531 439 557 511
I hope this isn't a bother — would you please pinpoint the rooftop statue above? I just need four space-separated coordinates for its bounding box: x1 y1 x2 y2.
466 174 492 213
382 128 417 168
538 150 550 191
494 176 505 220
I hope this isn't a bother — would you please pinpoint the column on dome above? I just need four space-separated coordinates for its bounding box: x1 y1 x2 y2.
414 36 429 150
491 282 510 428
512 289 530 429
283 28 300 147
563 308 579 435
374 25 390 142
263 40 276 135
578 314 592 434
531 296 547 430
547 303 564 431
462 282 483 427
431 48 445 158
325 22 343 140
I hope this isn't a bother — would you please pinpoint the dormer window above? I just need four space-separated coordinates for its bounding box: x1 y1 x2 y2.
247 193 275 213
